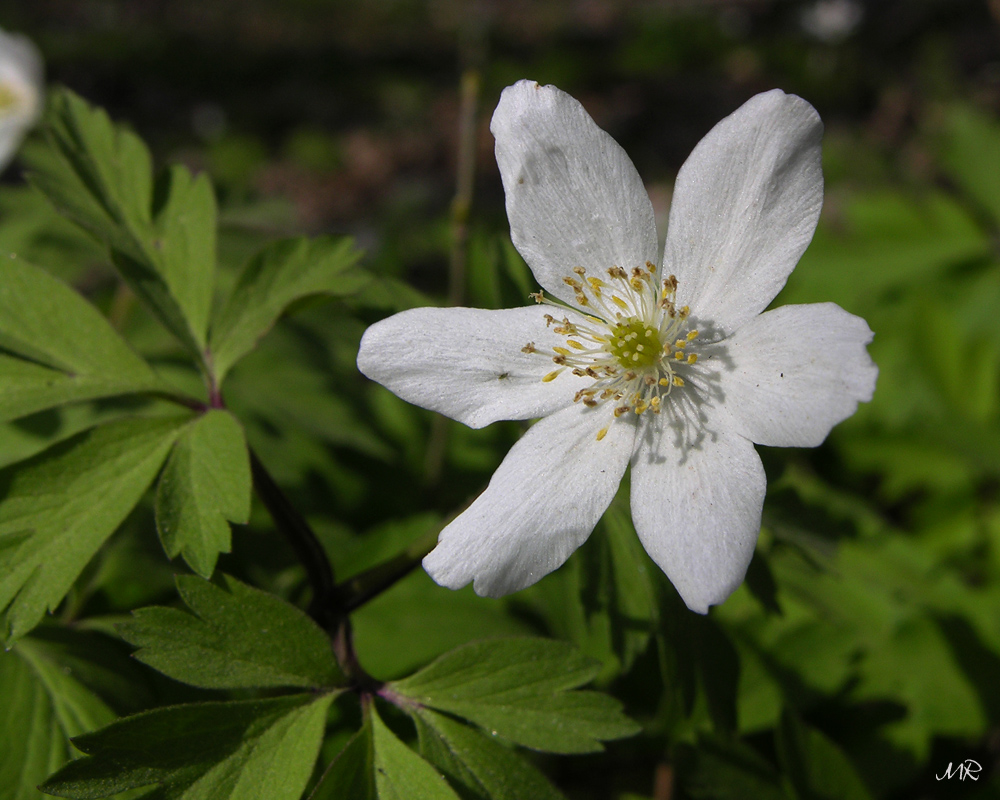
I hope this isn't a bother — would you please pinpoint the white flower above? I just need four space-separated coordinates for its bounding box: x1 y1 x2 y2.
357 81 877 613
0 26 43 171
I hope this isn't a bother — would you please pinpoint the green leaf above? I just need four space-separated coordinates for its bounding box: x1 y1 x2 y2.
390 638 639 754
26 89 216 364
40 693 334 800
209 236 367 382
674 736 787 800
309 726 375 800
370 704 461 800
117 573 344 690
0 636 115 800
154 410 250 577
939 104 1000 224
0 415 188 642
0 256 166 421
777 710 874 800
412 708 565 800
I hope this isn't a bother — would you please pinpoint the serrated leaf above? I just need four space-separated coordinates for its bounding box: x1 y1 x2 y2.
209 236 367 382
0 415 188 642
309 726 375 800
777 710 874 800
370 704 460 800
26 89 215 364
117 573 344 690
0 256 166 421
390 638 639 754
413 708 565 800
40 694 334 800
0 636 115 800
154 410 250 577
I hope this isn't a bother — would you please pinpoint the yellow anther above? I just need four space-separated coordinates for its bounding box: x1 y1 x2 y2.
674 339 687 349
687 330 698 341
542 370 562 383
679 305 690 318
568 340 586 350
587 277 605 290
634 401 649 415
649 396 661 409
553 346 571 356
672 375 684 387
612 295 629 310
596 426 609 441
659 378 670 386
563 276 582 288
674 351 685 360
687 353 698 365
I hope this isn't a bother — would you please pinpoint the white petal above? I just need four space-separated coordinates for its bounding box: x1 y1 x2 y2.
492 80 658 306
711 302 877 447
663 90 823 338
423 403 635 596
0 28 43 170
356 305 592 429
630 410 765 613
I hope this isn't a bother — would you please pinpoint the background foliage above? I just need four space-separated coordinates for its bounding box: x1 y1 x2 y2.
2 1 1000 798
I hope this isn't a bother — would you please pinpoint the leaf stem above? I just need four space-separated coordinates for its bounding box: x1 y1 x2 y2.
248 448 338 630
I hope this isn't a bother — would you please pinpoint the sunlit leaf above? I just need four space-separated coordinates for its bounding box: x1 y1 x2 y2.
370 704 460 800
0 636 115 800
209 236 367 382
0 415 188 642
0 256 166 421
118 573 344 690
390 638 639 754
40 694 334 800
154 410 251 577
27 89 216 364
413 707 565 800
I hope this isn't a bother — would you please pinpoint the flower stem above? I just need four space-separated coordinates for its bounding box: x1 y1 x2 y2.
248 448 338 630
331 494 477 612
424 67 480 487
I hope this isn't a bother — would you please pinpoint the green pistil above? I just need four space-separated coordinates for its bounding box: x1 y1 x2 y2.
608 317 661 370
0 85 20 113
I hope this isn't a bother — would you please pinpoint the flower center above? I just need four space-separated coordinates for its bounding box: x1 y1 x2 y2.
523 261 700 438
608 318 661 370
0 84 21 115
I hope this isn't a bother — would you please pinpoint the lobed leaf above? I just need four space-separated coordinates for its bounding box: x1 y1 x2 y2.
370 704 461 800
0 256 167 421
154 410 251 577
413 707 565 800
390 638 639 754
0 415 189 642
308 726 375 800
40 693 334 800
118 573 344 690
0 636 115 800
26 89 216 365
209 236 367 382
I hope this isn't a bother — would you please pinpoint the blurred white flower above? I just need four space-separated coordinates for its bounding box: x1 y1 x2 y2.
800 0 864 43
357 81 877 613
0 26 43 171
